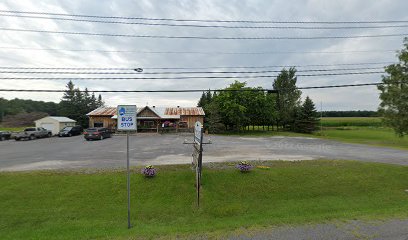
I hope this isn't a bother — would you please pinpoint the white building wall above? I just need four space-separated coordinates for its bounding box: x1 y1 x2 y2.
35 117 59 135
34 117 76 135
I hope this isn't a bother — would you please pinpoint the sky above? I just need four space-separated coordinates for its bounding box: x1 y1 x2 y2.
0 0 407 110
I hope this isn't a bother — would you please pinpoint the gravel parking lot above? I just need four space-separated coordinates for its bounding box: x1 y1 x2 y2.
0 134 407 171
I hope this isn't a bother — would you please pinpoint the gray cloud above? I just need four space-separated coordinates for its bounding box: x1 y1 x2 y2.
0 0 407 110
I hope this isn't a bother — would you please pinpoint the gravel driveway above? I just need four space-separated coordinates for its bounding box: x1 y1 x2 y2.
0 134 407 171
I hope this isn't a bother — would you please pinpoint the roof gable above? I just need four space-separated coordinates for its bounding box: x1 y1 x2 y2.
137 106 160 118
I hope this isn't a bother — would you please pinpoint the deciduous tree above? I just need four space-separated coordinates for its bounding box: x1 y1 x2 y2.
378 38 408 137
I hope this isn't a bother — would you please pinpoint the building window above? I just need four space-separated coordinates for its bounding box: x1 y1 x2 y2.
179 121 188 128
94 122 103 127
144 121 155 127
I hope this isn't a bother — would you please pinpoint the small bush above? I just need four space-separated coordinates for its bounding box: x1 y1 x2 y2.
236 161 253 172
141 165 156 177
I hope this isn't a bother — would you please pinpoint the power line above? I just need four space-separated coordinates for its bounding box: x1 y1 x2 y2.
0 67 384 75
298 82 383 89
2 13 408 29
0 88 275 93
0 82 388 93
141 62 396 70
0 71 384 80
0 27 406 40
0 62 394 70
1 10 408 24
0 46 398 55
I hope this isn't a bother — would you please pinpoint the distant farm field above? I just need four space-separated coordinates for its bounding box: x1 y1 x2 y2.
321 127 408 150
319 117 408 149
321 117 383 127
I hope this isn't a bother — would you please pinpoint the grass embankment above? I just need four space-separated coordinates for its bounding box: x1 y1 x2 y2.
0 126 28 132
1 160 407 239
223 117 408 150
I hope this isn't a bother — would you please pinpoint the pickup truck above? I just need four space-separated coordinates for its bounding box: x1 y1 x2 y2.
15 127 52 141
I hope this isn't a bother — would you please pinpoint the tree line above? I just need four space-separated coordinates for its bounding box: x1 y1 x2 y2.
198 68 320 134
0 98 59 121
0 81 104 127
198 37 408 137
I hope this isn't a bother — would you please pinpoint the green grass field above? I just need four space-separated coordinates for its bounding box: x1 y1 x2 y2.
321 117 383 127
318 117 407 149
1 160 407 239
320 127 408 149
223 117 408 150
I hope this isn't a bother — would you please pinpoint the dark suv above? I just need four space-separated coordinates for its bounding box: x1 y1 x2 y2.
84 128 112 141
59 126 83 137
0 131 11 141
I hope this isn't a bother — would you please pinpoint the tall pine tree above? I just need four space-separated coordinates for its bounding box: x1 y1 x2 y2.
273 68 302 130
58 81 104 127
295 96 320 133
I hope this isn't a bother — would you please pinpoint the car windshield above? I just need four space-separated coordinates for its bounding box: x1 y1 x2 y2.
25 128 36 131
62 127 73 131
86 128 97 132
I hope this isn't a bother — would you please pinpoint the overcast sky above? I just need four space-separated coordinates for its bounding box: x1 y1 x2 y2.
0 0 407 110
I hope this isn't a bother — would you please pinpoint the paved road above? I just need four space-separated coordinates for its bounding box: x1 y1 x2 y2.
0 134 407 171
228 219 408 240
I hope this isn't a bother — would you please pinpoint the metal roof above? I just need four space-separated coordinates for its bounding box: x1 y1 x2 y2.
165 107 205 116
86 107 117 116
35 116 76 123
87 106 205 117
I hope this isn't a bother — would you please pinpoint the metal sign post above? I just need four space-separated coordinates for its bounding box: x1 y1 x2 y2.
184 121 211 208
117 105 137 229
194 122 203 207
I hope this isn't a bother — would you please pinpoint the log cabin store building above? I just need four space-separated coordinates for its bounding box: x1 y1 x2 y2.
86 106 205 132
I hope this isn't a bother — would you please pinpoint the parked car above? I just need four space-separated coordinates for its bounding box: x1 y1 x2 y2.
15 127 52 141
0 131 11 141
58 126 83 137
84 128 112 141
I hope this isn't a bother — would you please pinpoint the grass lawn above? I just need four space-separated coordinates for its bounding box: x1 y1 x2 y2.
1 160 408 239
0 126 29 132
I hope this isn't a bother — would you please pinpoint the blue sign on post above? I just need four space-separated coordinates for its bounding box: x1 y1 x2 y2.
117 105 137 131
117 105 137 229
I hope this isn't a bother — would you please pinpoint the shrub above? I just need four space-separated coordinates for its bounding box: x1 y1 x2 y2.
236 161 252 172
141 165 156 177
